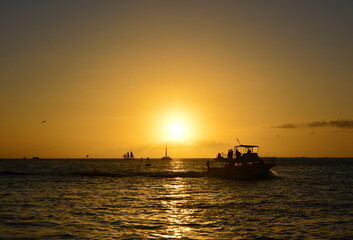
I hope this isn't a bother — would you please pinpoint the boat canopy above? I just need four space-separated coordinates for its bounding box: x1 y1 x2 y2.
235 144 259 154
236 144 258 148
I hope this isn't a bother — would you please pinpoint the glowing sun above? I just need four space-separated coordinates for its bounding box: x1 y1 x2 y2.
168 123 185 141
159 109 195 142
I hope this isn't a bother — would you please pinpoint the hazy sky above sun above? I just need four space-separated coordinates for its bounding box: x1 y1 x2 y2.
1 0 353 158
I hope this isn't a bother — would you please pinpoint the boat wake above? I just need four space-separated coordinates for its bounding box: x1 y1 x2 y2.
0 169 280 180
73 170 206 178
269 169 282 178
72 170 282 180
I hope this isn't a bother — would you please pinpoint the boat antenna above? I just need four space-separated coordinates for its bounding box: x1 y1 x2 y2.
236 138 241 145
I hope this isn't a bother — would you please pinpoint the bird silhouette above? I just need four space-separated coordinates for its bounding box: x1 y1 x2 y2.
41 120 46 124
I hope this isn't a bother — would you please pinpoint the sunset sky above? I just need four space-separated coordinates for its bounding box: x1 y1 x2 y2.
1 0 352 158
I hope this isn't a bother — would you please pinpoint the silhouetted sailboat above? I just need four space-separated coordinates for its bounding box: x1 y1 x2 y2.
123 151 134 159
161 142 171 160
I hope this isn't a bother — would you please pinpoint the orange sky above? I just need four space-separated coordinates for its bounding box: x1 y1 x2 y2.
1 1 353 158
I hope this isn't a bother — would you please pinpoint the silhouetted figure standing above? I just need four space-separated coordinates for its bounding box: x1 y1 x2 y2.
228 149 233 159
236 149 241 159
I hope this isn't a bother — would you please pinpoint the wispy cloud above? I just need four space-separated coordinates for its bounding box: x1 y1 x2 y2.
308 120 353 129
272 119 353 129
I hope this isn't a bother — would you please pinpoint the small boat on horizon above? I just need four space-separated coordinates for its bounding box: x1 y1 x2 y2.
161 142 172 160
206 143 276 180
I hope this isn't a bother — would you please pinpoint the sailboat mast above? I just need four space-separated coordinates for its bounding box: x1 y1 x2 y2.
165 142 168 157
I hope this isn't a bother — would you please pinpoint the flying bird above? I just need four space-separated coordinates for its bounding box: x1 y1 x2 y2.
41 120 46 124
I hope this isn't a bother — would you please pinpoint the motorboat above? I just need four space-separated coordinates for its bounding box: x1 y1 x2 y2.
206 144 276 180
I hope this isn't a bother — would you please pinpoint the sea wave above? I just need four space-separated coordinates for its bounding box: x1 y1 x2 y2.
72 170 206 178
1 158 353 239
0 171 29 175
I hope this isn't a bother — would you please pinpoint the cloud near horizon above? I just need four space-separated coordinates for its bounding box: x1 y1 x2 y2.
273 119 353 129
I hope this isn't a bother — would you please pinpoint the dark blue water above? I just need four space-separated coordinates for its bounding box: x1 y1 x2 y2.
1 158 352 239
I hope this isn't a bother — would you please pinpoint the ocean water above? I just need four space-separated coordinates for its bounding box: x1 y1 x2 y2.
0 158 353 240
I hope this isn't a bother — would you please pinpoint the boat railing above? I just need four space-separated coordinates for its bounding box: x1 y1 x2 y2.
263 157 276 166
215 153 228 159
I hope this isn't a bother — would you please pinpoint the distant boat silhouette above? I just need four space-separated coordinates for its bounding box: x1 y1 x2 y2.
123 151 134 159
161 142 171 160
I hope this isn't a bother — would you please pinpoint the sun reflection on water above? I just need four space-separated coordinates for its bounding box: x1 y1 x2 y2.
159 178 195 238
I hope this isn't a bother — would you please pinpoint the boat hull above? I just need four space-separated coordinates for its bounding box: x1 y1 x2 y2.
206 164 275 180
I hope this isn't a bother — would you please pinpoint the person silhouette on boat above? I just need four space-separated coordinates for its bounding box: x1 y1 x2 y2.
206 160 210 170
235 149 241 159
227 149 233 159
